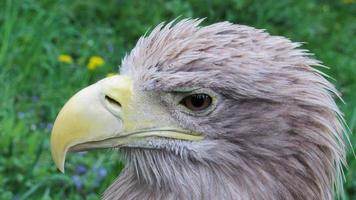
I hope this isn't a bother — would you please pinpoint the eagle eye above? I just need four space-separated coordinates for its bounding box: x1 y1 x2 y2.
180 94 212 111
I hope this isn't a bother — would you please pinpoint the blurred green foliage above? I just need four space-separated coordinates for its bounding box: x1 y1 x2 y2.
0 0 355 199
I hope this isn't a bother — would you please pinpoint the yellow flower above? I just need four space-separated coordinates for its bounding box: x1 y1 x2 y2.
106 73 117 77
87 56 105 71
58 54 73 64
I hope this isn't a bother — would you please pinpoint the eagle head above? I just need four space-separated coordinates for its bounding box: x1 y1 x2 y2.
51 19 346 200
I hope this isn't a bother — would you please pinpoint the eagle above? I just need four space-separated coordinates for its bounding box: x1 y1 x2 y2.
50 19 347 200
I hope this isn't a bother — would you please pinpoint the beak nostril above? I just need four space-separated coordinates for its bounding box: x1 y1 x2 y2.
105 95 121 108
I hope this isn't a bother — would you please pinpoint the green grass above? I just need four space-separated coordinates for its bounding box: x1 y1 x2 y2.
0 0 355 199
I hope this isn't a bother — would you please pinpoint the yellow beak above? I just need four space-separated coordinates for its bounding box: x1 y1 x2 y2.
51 75 203 172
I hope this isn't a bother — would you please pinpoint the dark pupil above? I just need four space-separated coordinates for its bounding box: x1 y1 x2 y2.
191 94 207 108
180 93 212 111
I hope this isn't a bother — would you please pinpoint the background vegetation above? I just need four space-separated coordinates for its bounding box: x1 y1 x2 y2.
0 0 355 199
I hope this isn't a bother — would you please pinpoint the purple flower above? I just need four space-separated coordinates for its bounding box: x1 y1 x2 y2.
78 151 87 156
92 167 108 187
17 112 25 119
75 164 87 175
46 122 53 130
31 95 39 103
98 167 107 178
72 175 82 189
